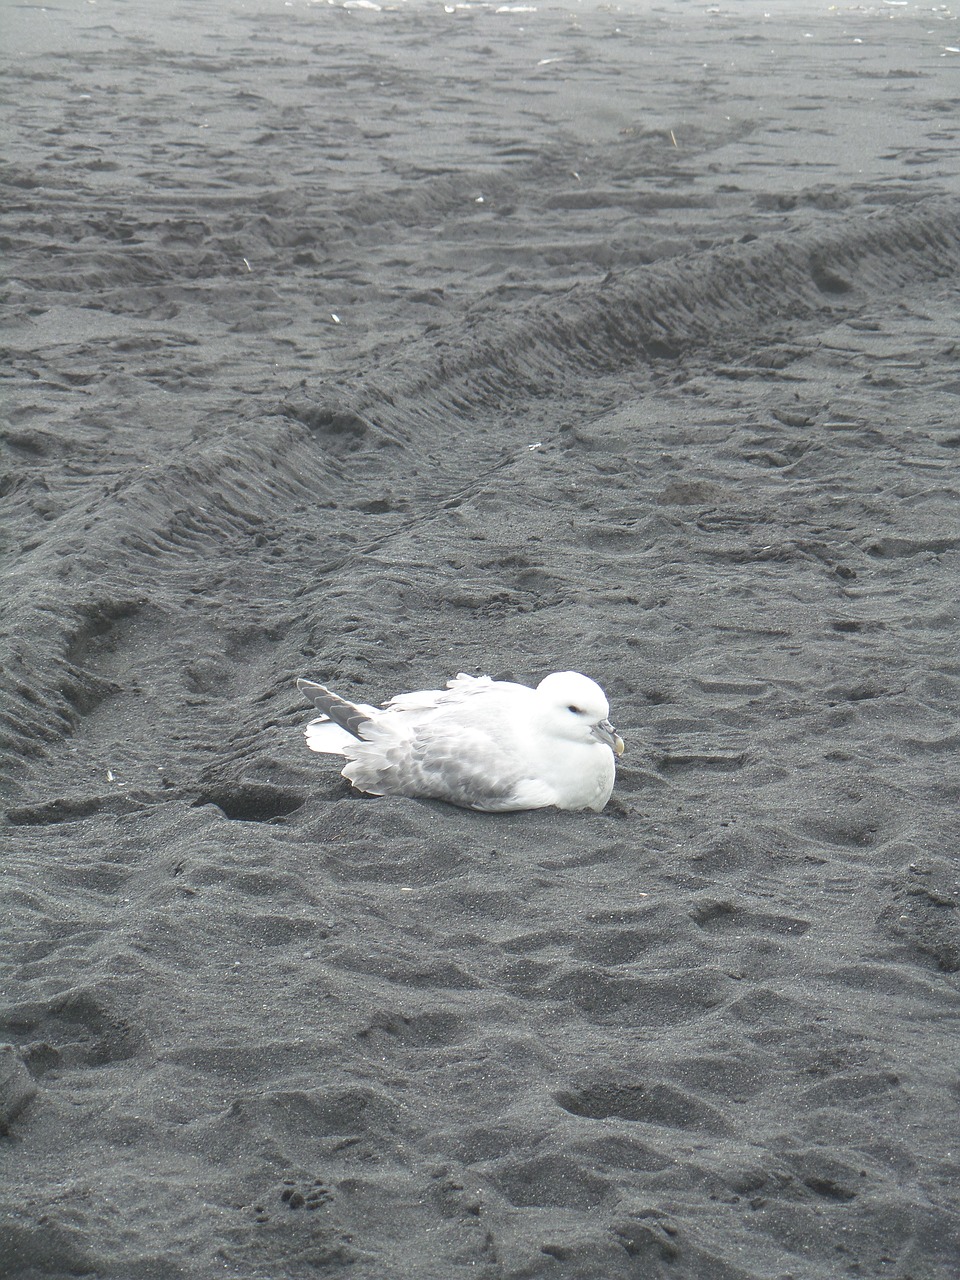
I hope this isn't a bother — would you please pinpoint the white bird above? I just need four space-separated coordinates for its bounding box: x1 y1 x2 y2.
296 671 624 812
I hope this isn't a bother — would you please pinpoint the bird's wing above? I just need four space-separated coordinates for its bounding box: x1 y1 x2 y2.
383 673 495 714
298 678 379 754
341 718 549 810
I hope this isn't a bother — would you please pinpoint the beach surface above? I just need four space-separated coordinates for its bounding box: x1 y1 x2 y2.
2 1 960 1276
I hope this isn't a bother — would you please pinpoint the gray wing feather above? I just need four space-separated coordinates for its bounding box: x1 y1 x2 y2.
296 678 371 740
342 723 546 811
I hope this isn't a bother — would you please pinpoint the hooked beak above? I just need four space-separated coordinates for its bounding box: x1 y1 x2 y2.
593 718 625 756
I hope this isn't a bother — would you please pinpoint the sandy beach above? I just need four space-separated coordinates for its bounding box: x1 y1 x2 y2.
2 1 959 1276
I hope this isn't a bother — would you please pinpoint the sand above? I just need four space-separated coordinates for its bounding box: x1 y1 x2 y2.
2 0 959 1276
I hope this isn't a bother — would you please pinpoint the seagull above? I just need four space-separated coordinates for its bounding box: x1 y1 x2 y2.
296 671 624 812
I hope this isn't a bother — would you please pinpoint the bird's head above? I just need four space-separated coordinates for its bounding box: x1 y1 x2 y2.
536 671 625 755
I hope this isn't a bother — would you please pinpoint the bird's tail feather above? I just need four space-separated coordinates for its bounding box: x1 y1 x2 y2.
304 717 358 755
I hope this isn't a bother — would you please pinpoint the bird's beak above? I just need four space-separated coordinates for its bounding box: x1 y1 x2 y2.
593 719 625 755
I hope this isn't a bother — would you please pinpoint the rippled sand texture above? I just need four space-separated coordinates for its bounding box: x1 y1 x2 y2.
3 2 960 1277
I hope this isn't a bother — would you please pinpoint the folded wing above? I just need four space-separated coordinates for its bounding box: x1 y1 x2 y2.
297 678 379 755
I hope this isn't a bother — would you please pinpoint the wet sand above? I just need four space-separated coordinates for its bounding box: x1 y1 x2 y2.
2 1 960 1276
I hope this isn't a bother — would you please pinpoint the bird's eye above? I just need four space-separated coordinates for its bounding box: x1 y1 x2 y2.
567 704 582 714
